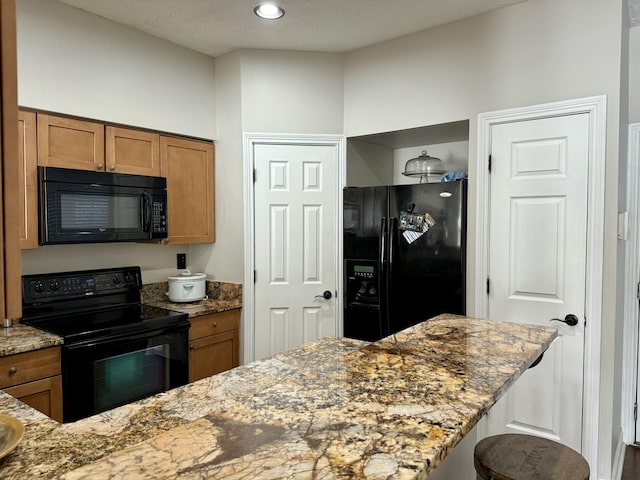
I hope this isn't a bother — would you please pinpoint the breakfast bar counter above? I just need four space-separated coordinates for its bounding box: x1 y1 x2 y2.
0 314 557 479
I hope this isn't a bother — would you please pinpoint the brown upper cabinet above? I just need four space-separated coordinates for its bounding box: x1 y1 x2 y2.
37 113 160 176
160 136 215 244
106 126 160 176
37 114 105 171
18 110 38 249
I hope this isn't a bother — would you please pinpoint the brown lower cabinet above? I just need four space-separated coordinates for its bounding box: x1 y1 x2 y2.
189 309 240 383
0 346 63 422
4 375 62 421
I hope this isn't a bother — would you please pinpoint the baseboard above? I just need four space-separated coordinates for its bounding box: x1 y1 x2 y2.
611 434 626 480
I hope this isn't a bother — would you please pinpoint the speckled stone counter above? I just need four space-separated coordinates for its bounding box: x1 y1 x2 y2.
0 314 557 479
0 323 63 357
142 280 242 317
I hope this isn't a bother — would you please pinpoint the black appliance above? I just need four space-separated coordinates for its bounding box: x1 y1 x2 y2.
343 180 467 341
21 266 189 423
39 166 168 245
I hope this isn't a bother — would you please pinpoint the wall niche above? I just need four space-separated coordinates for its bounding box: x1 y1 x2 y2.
346 119 469 187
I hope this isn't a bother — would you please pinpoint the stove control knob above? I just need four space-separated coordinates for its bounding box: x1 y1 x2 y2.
112 275 121 285
49 281 59 292
124 273 134 284
34 282 44 294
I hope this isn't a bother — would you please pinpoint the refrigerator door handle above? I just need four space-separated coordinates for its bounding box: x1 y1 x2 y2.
388 217 397 274
380 216 388 338
380 217 388 268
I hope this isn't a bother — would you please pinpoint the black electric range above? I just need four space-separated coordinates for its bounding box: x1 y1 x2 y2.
21 266 190 422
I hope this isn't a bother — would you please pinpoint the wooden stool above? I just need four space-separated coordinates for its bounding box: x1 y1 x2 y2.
474 434 589 480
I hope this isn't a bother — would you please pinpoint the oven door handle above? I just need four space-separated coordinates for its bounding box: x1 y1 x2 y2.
64 322 190 351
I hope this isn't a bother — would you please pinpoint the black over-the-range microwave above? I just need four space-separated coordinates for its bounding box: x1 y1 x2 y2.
38 166 168 245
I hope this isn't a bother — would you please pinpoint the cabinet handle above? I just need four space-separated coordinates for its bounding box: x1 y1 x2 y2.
109 165 116 171
190 344 195 350
97 164 104 171
8 367 16 375
212 322 218 328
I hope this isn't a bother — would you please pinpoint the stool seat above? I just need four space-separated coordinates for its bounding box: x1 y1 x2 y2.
474 434 589 480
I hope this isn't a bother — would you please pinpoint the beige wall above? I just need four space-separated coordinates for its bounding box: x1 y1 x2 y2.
239 49 344 134
344 0 621 137
344 0 625 476
16 0 216 138
192 52 243 282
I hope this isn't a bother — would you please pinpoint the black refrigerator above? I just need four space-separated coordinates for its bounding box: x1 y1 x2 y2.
343 180 467 341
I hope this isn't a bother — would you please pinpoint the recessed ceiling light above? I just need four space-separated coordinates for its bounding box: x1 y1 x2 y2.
254 3 285 20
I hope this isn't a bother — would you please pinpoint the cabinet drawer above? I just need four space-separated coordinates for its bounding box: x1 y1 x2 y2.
0 347 61 389
189 310 240 341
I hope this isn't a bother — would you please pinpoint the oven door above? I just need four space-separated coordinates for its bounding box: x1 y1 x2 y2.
61 323 189 423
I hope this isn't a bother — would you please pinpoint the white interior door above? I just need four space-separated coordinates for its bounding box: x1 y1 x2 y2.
253 142 338 361
484 113 590 452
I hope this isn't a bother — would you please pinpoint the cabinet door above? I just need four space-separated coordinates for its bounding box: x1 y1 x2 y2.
189 330 239 383
37 114 105 171
160 136 214 244
18 110 38 249
4 375 62 422
106 126 160 176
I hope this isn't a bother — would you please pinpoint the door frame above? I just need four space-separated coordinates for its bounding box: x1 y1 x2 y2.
623 122 640 445
475 95 607 471
242 133 346 364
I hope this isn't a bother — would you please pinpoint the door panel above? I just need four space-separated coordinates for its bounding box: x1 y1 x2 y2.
485 114 589 452
254 143 337 361
509 197 565 301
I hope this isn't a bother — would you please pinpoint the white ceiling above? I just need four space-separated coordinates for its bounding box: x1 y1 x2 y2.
56 0 529 58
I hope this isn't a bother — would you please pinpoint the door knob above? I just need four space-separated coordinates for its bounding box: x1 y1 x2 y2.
550 314 579 326
315 290 332 300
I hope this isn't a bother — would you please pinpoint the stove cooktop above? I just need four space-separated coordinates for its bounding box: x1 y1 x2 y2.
21 267 189 344
22 304 189 343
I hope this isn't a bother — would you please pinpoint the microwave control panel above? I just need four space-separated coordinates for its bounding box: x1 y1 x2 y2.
151 196 168 235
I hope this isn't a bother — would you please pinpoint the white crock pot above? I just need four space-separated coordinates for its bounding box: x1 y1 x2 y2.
166 270 207 303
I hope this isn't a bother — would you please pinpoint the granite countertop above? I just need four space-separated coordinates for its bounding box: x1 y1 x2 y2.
0 280 242 359
0 323 63 357
0 314 557 479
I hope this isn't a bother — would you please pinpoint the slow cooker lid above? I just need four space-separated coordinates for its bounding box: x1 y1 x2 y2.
168 271 206 281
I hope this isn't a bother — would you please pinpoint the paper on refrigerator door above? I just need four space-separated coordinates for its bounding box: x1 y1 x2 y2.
401 213 436 244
